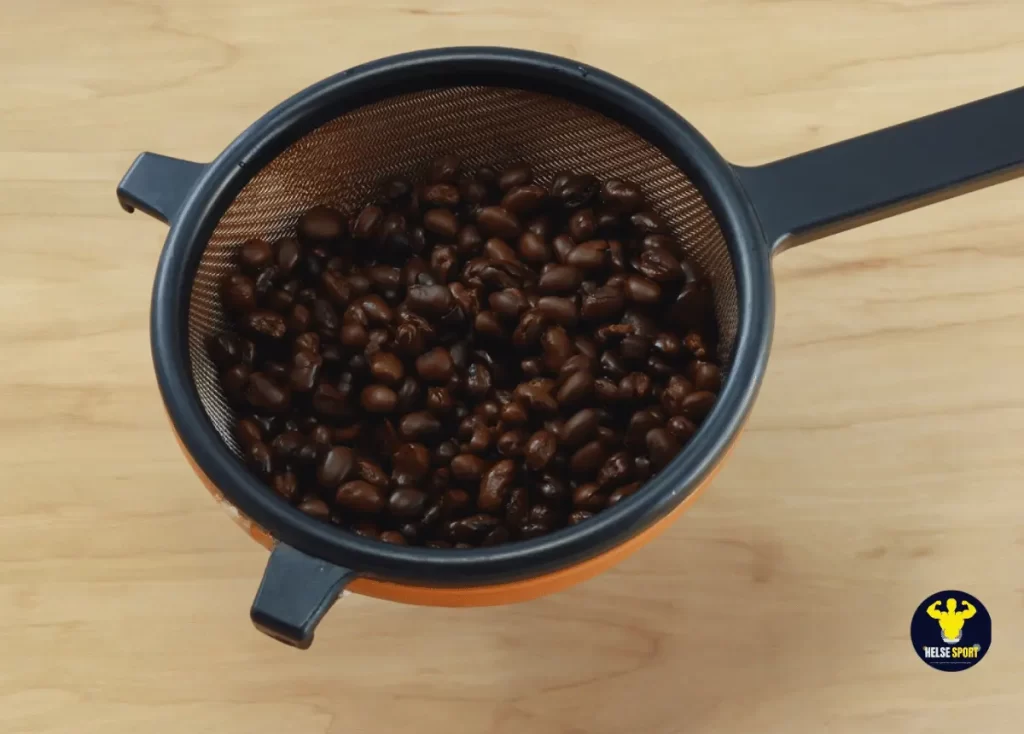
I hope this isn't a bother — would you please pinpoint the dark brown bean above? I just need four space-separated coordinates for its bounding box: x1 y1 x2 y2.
500 400 529 426
509 309 546 348
447 514 501 544
559 354 594 378
682 331 711 361
618 372 653 401
311 383 349 418
638 247 683 282
497 163 531 191
311 299 339 334
368 351 404 385
357 295 392 326
646 427 681 470
551 172 598 208
457 224 483 255
572 483 605 512
392 443 431 480
423 208 460 239
246 373 290 413
222 273 257 315
316 446 355 488
626 410 663 450
679 391 717 421
366 264 402 291
501 184 547 215
690 362 722 392
422 183 460 208
274 237 301 275
450 454 491 481
416 347 454 383
378 531 407 545
425 386 454 415
355 459 389 488
222 364 250 404
562 408 601 449
247 441 274 479
240 238 273 272
481 526 510 546
360 384 398 414
513 379 559 414
399 411 442 441
271 471 299 501
599 350 627 379
208 333 254 369
298 205 345 244
298 496 331 519
580 285 625 322
479 238 516 264
572 336 598 359
660 375 694 416
407 284 454 316
568 510 594 525
634 455 652 481
353 522 380 539
524 430 558 471
570 440 607 475
236 418 262 450
489 288 529 318
630 210 666 234
262 361 288 384
352 204 384 239
600 179 644 214
666 415 697 443
524 215 551 240
596 451 633 489
286 302 311 333
566 239 610 271
537 264 582 294
477 206 521 240
269 430 304 463
389 488 427 519
624 275 662 303
651 333 682 359
465 363 492 398
517 232 551 263
339 323 368 350
556 370 594 407
496 429 528 458
568 209 597 242
478 459 517 512
336 480 385 514
535 296 578 327
541 326 574 372
607 482 642 507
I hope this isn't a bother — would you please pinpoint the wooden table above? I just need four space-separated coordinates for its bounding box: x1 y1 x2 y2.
1 2 1021 732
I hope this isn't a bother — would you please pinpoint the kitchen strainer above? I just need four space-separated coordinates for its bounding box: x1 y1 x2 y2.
117 48 1024 648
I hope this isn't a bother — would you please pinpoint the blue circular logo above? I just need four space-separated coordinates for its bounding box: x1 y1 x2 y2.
911 590 990 671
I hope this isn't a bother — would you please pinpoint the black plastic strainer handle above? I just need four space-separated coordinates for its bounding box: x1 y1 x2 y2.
734 86 1024 255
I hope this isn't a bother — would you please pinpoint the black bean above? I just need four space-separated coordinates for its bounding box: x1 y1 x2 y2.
477 206 521 240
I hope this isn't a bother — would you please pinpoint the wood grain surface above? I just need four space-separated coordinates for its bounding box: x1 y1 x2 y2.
1 1 1022 732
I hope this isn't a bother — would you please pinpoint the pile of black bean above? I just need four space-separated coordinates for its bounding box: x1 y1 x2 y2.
208 156 721 548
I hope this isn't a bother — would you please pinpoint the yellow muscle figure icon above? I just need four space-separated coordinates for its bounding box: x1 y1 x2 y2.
927 598 977 643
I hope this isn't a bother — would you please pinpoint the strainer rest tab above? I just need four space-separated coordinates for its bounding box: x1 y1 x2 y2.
117 152 206 225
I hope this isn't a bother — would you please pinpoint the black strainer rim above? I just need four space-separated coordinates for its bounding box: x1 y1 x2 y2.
151 47 774 585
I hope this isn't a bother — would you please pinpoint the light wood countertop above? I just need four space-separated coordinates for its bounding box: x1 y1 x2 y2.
1 1 1021 732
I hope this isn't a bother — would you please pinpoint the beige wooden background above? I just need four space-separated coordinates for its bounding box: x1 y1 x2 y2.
0 1 1021 732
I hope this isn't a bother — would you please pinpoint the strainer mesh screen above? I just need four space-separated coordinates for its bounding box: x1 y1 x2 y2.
188 87 738 456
